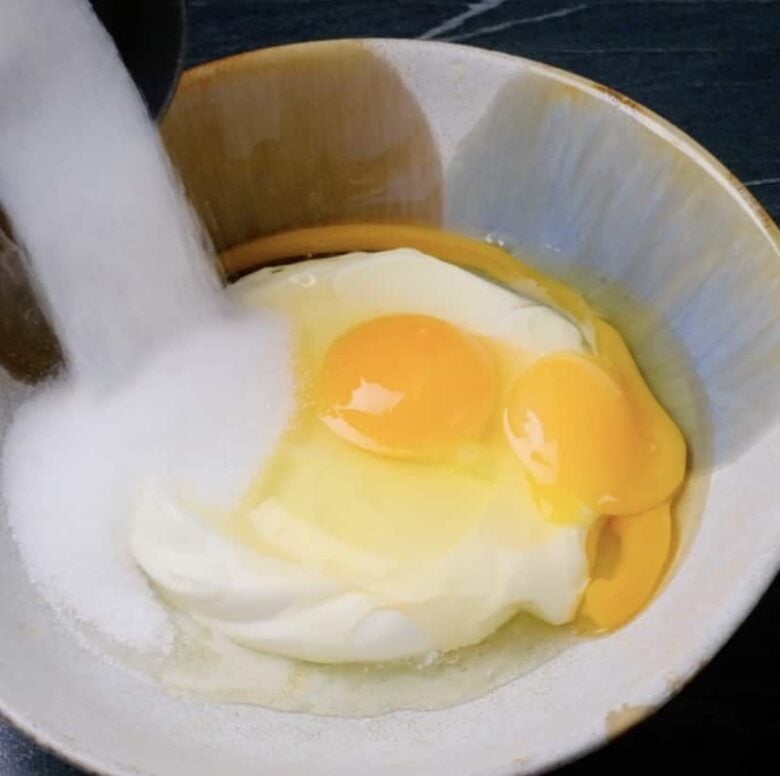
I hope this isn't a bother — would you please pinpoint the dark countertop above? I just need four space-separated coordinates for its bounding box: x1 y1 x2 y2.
2 1 778 773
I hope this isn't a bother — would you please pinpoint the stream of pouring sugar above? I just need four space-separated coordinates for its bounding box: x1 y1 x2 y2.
0 0 292 650
0 0 223 384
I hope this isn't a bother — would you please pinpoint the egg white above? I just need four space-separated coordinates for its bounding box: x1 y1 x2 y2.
131 249 597 664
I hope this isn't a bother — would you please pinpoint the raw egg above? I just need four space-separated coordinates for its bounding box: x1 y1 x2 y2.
132 224 687 667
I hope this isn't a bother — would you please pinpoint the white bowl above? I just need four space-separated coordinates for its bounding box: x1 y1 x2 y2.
1 39 779 775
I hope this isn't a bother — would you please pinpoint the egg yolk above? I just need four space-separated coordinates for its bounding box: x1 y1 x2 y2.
318 314 496 456
507 353 638 516
506 323 685 517
580 503 672 630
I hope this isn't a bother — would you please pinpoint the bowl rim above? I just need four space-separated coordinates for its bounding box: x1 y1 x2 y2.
178 37 779 251
2 36 779 776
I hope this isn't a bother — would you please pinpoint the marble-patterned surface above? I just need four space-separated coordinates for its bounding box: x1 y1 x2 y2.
2 1 778 773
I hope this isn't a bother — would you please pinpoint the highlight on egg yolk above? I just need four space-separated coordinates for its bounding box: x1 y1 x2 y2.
225 222 691 634
318 313 497 456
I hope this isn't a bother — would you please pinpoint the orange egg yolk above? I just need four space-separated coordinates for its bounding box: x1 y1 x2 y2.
506 316 685 629
507 353 639 516
506 321 685 518
580 503 672 630
318 314 496 456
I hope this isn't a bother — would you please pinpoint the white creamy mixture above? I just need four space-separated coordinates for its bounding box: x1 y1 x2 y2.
131 250 597 663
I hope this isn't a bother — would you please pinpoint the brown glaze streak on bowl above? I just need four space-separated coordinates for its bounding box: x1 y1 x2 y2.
161 41 443 255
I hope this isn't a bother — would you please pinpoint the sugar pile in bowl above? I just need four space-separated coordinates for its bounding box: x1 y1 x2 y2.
0 0 294 654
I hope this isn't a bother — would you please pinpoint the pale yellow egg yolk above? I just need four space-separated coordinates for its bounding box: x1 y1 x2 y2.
223 222 689 635
318 314 496 456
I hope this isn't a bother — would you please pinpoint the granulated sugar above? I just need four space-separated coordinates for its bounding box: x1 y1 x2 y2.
3 315 292 651
0 0 292 651
0 0 221 386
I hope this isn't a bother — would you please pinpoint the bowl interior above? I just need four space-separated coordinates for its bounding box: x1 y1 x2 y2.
1 39 779 776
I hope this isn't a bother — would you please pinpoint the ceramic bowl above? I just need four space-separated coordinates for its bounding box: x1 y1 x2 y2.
1 39 779 776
